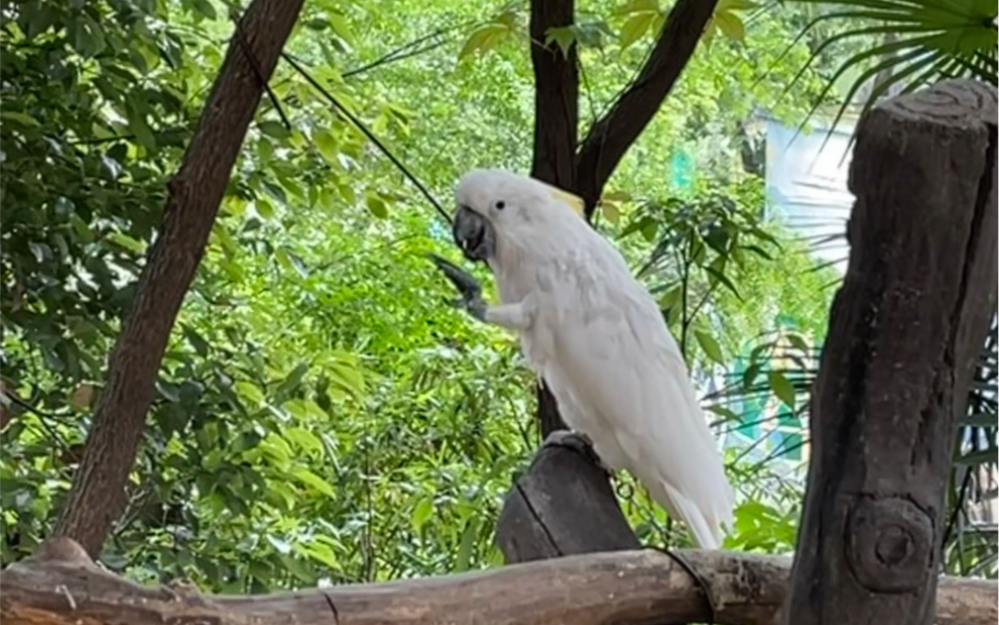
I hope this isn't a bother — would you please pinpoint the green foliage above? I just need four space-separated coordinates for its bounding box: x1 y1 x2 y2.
616 176 787 366
7 0 989 596
788 0 998 133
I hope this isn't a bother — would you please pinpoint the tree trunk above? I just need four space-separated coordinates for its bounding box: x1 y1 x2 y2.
782 80 998 625
527 0 721 437
51 0 306 558
3 537 994 625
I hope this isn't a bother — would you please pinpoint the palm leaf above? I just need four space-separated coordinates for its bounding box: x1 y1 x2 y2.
784 0 997 135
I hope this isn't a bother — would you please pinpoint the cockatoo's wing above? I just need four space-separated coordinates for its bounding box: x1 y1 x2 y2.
542 235 734 548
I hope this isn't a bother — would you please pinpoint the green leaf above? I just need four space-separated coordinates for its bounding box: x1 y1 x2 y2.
619 12 656 49
259 120 290 140
127 109 156 152
275 363 310 399
768 370 796 409
295 536 340 570
706 404 739 423
454 518 480 572
784 0 997 138
304 18 330 30
313 130 339 162
640 218 658 242
601 201 621 225
955 448 998 466
190 0 217 19
105 232 146 254
182 325 210 357
256 198 275 219
365 193 388 219
458 24 513 60
0 111 40 128
695 330 725 364
714 11 746 42
743 244 773 260
328 12 355 46
412 497 434 533
786 333 810 353
705 265 742 299
545 26 577 56
291 467 335 497
658 285 682 313
235 381 265 407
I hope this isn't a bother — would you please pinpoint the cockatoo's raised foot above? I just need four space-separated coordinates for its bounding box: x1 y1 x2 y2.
428 254 487 321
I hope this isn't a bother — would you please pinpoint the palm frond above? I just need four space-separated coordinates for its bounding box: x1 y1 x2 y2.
786 0 997 135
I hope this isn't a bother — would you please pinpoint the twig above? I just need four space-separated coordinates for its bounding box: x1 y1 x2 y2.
281 53 451 224
341 29 449 79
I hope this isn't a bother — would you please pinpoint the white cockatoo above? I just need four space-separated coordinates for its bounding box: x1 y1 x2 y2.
431 169 734 548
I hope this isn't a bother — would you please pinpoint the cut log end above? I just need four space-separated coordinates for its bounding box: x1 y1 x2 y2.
27 537 94 566
876 79 998 127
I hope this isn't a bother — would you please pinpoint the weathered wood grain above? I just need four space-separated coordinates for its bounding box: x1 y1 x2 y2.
782 79 999 625
2 537 995 625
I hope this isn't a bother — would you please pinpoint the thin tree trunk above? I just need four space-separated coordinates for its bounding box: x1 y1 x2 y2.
527 0 720 437
51 0 306 557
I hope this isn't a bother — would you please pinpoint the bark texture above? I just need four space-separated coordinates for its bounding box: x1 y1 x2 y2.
782 79 998 625
51 0 306 557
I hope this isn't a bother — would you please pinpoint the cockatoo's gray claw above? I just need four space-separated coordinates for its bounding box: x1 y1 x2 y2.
429 254 487 321
542 430 608 471
448 296 487 321
428 254 481 298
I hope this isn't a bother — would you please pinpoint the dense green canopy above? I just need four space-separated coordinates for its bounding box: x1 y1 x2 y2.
1 0 995 593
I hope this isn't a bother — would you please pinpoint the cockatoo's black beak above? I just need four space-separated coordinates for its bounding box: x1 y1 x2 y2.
452 205 495 262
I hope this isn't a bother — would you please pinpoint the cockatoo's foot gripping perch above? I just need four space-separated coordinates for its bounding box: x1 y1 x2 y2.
541 430 611 475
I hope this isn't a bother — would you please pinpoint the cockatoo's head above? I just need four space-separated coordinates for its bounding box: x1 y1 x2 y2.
451 169 585 263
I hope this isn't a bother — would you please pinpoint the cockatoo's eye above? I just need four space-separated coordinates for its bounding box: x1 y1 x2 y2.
494 201 506 210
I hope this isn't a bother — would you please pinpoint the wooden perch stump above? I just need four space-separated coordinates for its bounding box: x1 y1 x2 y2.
782 80 998 625
496 438 639 562
2 537 995 625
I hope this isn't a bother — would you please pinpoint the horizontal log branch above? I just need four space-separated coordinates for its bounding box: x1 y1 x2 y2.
1 537 994 625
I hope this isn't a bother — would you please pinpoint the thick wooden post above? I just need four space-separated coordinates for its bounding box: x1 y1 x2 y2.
782 80 998 625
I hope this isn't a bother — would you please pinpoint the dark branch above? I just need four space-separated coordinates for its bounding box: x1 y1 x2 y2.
528 0 579 437
342 30 449 79
281 53 451 224
575 0 720 215
529 0 579 191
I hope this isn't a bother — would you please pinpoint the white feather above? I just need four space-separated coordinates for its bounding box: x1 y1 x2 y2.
457 170 735 548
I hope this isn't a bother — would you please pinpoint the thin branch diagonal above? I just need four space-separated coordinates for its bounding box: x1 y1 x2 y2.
574 0 721 214
281 53 451 224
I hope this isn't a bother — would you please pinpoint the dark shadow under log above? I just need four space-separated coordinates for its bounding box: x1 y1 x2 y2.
1 537 995 625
